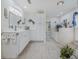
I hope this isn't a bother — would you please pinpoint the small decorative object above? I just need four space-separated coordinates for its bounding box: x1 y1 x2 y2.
60 45 74 59
72 12 78 27
63 19 67 28
4 8 8 19
56 24 62 32
27 0 31 4
10 25 13 29
17 19 21 25
24 26 30 30
29 19 35 24
22 18 26 24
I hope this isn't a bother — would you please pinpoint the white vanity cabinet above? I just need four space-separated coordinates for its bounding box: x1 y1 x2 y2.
1 30 30 58
17 30 30 55
58 28 74 45
1 32 18 58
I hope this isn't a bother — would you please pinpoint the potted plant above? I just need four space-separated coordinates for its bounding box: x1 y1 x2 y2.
60 45 74 59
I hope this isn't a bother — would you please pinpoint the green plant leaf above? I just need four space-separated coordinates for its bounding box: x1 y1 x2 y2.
60 45 74 58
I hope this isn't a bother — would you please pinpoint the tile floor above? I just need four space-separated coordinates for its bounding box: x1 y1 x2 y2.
2 40 78 59
17 40 61 59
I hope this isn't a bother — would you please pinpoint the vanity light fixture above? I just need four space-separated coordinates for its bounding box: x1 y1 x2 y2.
9 7 22 17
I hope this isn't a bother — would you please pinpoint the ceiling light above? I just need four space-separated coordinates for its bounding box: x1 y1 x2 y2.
57 1 64 6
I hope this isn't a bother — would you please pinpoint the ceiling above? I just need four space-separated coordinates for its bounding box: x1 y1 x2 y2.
13 0 78 18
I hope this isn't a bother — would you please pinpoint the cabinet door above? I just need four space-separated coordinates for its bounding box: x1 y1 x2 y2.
9 12 21 30
59 28 73 45
1 33 18 58
17 31 30 55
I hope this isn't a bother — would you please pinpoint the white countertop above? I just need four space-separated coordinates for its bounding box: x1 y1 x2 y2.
2 30 30 33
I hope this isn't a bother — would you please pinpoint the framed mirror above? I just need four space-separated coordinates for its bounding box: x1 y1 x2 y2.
9 11 21 30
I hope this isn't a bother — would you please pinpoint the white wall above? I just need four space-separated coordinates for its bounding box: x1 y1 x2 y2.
1 0 23 32
60 9 78 41
60 9 78 27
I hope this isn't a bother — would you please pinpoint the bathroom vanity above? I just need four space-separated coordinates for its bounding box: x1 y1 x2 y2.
1 30 30 58
58 28 74 45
